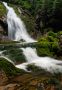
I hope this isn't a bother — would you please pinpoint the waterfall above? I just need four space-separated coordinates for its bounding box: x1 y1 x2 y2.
17 47 62 73
3 2 62 73
3 2 35 42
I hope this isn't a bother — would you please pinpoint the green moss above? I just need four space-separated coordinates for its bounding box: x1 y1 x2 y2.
57 31 62 36
0 58 25 76
48 31 57 38
0 2 7 17
0 40 19 44
3 48 26 64
27 64 47 74
36 41 53 57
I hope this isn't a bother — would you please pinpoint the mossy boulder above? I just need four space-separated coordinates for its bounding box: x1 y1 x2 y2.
3 48 26 64
0 58 25 77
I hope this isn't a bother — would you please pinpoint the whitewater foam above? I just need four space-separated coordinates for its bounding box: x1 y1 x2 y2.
16 47 62 73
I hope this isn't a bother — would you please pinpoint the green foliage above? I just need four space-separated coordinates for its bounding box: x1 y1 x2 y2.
51 42 59 51
36 41 53 57
48 31 57 38
36 31 61 58
21 1 31 10
57 31 62 36
47 36 58 42
6 0 32 11
0 2 7 17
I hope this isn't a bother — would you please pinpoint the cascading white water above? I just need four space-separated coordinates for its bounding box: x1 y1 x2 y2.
3 2 35 42
3 2 62 73
18 47 62 73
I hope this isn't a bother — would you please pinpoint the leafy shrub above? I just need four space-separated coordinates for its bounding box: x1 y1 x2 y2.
36 41 53 57
48 31 57 38
37 47 53 57
57 31 62 36
47 36 58 42
51 42 59 52
37 33 60 58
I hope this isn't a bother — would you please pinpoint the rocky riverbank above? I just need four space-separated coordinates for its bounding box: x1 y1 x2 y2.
0 72 62 90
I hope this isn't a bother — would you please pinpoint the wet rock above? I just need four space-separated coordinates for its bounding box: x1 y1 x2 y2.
0 17 8 36
0 69 8 86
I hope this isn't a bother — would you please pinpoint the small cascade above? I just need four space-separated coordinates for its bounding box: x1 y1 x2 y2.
17 47 62 73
